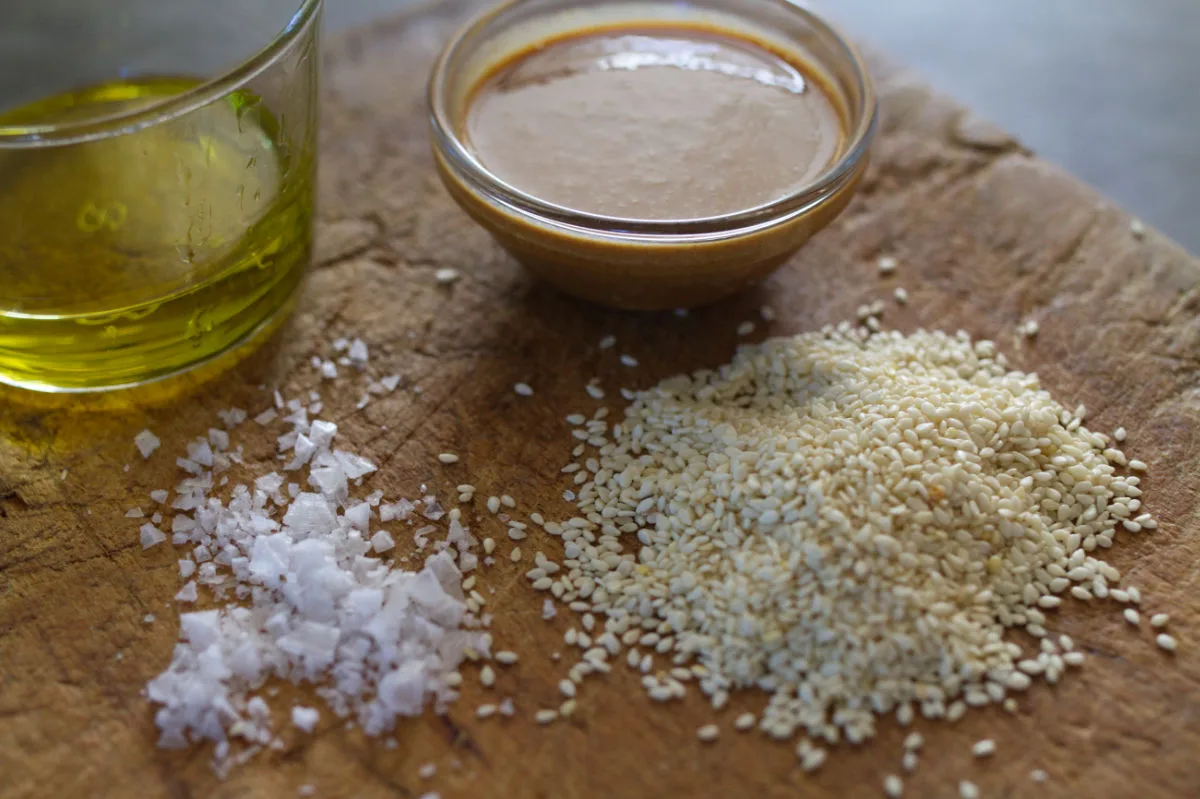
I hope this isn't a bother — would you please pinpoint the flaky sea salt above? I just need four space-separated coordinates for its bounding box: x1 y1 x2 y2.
136 430 161 459
291 706 319 732
144 408 495 772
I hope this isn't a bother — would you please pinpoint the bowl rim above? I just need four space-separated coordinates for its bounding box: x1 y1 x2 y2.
0 0 323 149
428 0 878 238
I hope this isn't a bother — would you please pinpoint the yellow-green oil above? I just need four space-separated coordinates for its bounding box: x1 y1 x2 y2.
0 76 313 391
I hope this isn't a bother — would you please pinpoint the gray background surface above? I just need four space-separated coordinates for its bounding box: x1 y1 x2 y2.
328 0 1199 255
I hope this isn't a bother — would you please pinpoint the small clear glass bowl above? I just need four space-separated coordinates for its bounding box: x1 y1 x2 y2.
428 0 876 311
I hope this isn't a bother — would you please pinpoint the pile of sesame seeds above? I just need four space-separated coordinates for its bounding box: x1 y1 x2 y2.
521 323 1170 765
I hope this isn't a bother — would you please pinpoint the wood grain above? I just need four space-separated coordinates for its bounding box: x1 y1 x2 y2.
2 2 1199 797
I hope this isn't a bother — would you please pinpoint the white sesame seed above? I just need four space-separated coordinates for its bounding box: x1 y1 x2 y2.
1124 608 1140 625
894 287 909 305
476 703 497 719
734 713 756 731
1031 769 1048 783
510 547 521 562
878 256 897 274
535 709 558 724
480 665 496 687
737 321 756 337
1150 613 1170 628
883 774 903 798
620 354 639 368
599 335 616 349
800 747 827 772
514 382 534 396
971 739 996 758
1156 633 1178 653
437 453 459 464
696 724 720 742
495 651 518 665
559 679 576 698
1131 219 1146 238
959 781 980 799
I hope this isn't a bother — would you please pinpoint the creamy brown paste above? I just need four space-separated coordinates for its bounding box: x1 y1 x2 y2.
463 26 846 220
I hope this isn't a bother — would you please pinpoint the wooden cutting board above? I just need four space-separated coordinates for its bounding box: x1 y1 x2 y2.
2 1 1199 797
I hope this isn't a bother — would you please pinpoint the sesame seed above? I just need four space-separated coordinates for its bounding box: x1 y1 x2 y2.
599 335 616 350
437 453 459 464
495 651 519 665
1131 219 1146 238
736 321 756 337
1124 608 1140 625
883 774 903 798
1156 633 1178 653
535 709 558 724
514 382 534 396
559 679 576 698
501 495 516 508
878 256 897 275
487 496 501 514
1114 426 1127 442
476 703 497 719
971 739 996 758
510 548 521 562
480 665 495 687
620 354 639 368
959 781 980 799
696 724 720 742
1151 613 1170 628
734 713 756 731
1031 769 1048 783
894 287 909 305
800 747 827 772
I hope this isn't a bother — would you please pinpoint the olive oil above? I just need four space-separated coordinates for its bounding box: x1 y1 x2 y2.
0 76 314 391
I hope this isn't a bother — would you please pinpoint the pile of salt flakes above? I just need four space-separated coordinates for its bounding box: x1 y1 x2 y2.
137 339 500 790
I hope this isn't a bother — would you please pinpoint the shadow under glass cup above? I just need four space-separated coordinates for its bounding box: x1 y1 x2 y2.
0 0 323 393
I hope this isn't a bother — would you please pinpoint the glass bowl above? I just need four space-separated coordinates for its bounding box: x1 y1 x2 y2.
428 0 876 311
